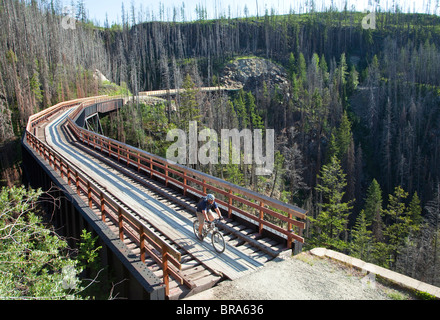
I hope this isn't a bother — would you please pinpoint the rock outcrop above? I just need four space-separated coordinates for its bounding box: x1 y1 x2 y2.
220 57 289 94
93 69 109 83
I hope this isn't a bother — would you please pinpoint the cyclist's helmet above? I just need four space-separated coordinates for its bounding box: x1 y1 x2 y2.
206 194 215 202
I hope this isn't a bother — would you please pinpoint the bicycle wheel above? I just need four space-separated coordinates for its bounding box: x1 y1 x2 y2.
211 230 226 253
193 220 203 240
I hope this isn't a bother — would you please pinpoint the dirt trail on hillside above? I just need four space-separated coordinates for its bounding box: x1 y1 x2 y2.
187 252 412 300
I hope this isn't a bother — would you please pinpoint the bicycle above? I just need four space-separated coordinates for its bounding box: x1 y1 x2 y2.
193 218 226 253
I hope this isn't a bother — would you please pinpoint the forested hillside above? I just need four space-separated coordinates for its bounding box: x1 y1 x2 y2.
0 0 112 185
1 0 439 288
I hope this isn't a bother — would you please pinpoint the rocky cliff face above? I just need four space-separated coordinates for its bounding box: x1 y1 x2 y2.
220 57 290 95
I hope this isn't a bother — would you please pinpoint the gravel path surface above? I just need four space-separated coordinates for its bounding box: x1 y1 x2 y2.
188 252 411 300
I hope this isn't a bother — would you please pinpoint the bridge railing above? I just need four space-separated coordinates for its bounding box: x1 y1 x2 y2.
65 100 307 248
25 99 184 297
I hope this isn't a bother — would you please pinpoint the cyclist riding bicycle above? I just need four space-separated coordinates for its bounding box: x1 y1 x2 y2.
196 194 222 240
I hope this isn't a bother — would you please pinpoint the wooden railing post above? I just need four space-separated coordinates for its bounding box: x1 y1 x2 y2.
60 160 64 179
183 172 187 196
75 171 80 196
49 152 53 169
162 245 169 297
140 226 146 263
100 192 105 221
67 165 71 186
118 207 124 241
259 202 264 234
287 211 295 249
87 181 92 208
288 212 293 234
287 235 293 249
228 189 233 219
125 148 129 167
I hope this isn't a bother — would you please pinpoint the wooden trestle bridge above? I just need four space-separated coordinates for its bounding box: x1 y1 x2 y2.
22 90 306 300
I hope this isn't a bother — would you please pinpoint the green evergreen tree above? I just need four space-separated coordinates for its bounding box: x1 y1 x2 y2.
223 141 244 185
319 54 329 86
269 151 285 198
360 180 387 266
246 91 264 130
309 156 352 251
178 74 201 130
327 133 339 161
347 65 359 95
336 52 348 99
234 89 249 129
408 191 422 231
336 111 352 158
364 179 384 242
225 163 244 186
30 62 43 104
291 76 300 101
226 100 239 128
383 186 413 269
350 210 373 261
297 52 307 84
327 111 353 162
288 52 296 82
